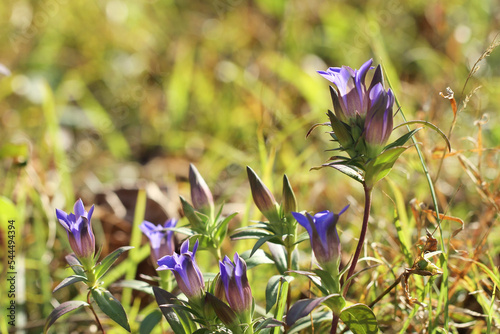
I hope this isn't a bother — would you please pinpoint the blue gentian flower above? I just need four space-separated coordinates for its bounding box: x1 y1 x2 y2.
140 218 178 264
157 239 205 301
292 205 349 266
318 59 395 158
56 199 95 261
219 253 253 314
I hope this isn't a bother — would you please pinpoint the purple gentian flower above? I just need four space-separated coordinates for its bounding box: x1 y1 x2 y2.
56 199 95 261
292 205 349 266
318 59 395 157
219 253 253 314
318 59 375 121
140 218 178 264
157 239 205 301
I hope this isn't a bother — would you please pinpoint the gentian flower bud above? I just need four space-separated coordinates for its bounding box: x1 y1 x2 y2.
292 205 349 268
157 239 205 302
219 253 253 315
364 81 395 157
247 166 279 221
140 218 178 264
189 164 214 216
56 199 96 263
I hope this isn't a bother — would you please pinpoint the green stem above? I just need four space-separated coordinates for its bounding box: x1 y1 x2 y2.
87 290 105 333
344 184 372 296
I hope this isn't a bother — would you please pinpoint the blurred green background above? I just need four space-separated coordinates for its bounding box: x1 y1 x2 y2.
1 0 499 332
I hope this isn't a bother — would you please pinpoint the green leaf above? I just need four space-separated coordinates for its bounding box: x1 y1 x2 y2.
285 296 328 327
214 212 238 243
339 304 378 334
94 246 133 280
322 163 364 183
139 309 162 334
288 310 331 334
383 128 422 151
180 196 203 228
254 318 284 332
153 286 197 334
267 243 288 275
250 235 277 257
271 278 289 334
92 288 131 332
112 279 153 295
364 146 408 187
53 275 88 293
321 294 345 316
65 254 85 276
205 293 239 328
240 249 275 269
44 301 89 334
231 229 272 240
393 120 451 152
265 275 282 313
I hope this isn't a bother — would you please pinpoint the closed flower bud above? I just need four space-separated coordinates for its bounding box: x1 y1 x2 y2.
157 239 205 302
189 164 215 216
219 253 253 315
56 199 96 264
247 166 279 221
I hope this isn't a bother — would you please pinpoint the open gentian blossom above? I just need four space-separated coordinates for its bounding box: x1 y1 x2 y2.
157 239 205 301
140 218 178 264
318 59 395 158
55 199 95 261
219 253 253 314
292 205 349 267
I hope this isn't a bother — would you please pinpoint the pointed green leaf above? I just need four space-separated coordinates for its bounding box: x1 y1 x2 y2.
94 246 133 280
231 229 272 240
271 278 289 334
267 243 288 275
153 286 197 334
92 288 131 332
285 296 329 327
339 304 378 334
112 279 153 295
139 309 162 334
214 212 238 243
265 275 282 314
383 128 422 151
44 301 89 333
180 196 203 228
250 235 277 257
321 294 345 316
53 275 88 293
65 254 85 276
205 293 239 328
240 249 275 269
364 146 408 187
255 318 284 332
323 163 364 183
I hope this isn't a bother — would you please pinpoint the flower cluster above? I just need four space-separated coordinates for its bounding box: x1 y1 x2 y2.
318 58 395 159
